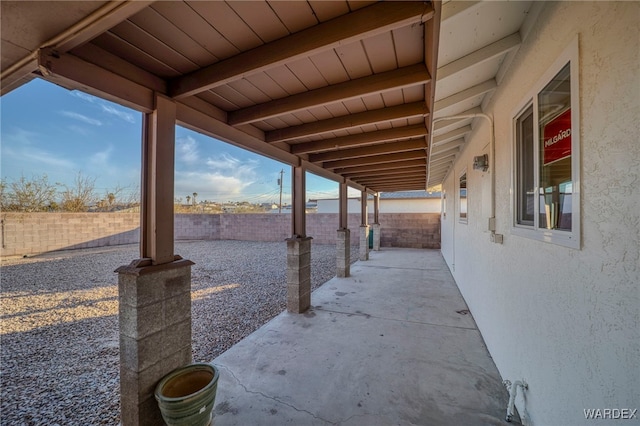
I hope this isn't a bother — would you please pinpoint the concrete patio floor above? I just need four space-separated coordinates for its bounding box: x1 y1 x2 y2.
210 248 518 425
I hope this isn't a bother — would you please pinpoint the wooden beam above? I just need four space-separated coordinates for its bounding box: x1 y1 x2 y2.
71 43 167 94
141 94 176 265
291 166 306 238
437 32 521 82
324 151 426 170
373 193 380 224
343 166 426 179
429 159 453 169
266 102 428 143
431 138 464 154
57 1 156 52
441 0 480 21
359 181 425 189
178 99 370 191
339 182 348 230
433 79 496 117
353 171 427 182
433 106 481 134
1 62 36 96
432 125 471 146
430 151 457 162
424 0 441 142
367 176 425 184
334 158 426 175
372 183 425 192
428 164 452 174
1 1 152 91
428 168 449 177
176 101 300 167
356 180 426 189
309 139 426 163
38 49 154 113
356 175 426 185
228 64 430 126
291 124 427 155
170 1 433 98
360 190 368 226
366 176 427 184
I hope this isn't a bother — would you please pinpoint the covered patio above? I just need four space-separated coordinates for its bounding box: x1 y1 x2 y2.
1 1 537 424
212 247 514 425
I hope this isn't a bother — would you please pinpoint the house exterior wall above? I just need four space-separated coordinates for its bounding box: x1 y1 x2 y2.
377 198 441 213
440 3 639 425
316 198 361 213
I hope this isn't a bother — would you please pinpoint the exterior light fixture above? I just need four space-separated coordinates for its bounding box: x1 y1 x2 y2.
473 154 489 172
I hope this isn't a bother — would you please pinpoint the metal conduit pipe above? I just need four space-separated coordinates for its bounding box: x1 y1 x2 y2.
427 112 496 234
503 379 528 423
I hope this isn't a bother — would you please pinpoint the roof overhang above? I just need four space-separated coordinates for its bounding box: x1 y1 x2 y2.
1 0 443 194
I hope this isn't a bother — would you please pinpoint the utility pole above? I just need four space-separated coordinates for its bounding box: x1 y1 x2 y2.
278 169 284 213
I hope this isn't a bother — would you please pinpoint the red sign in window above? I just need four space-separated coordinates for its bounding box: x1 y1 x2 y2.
543 108 572 165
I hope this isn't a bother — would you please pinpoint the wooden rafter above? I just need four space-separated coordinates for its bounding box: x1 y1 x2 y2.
0 1 153 95
291 124 427 155
343 166 426 179
334 158 426 175
309 139 426 163
323 151 426 170
169 1 433 99
266 102 428 143
358 178 426 186
227 63 430 126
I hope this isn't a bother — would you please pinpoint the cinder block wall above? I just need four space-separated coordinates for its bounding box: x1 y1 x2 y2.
0 212 440 257
218 214 289 241
174 214 220 240
0 213 140 257
379 213 441 249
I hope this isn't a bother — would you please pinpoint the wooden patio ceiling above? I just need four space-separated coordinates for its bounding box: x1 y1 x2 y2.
1 0 441 194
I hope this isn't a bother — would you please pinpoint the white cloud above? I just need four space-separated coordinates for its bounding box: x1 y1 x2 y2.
90 146 114 166
174 153 259 200
67 124 92 136
176 136 199 164
175 171 252 200
2 145 76 169
60 110 103 126
101 104 136 123
70 91 98 103
69 90 137 124
206 153 259 176
3 127 38 146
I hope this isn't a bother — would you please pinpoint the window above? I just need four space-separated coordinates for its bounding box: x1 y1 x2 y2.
441 190 447 219
459 171 467 223
512 38 580 248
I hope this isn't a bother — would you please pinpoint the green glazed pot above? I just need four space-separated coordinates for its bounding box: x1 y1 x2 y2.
154 363 220 426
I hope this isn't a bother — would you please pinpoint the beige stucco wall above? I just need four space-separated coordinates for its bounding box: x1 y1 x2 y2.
440 2 639 425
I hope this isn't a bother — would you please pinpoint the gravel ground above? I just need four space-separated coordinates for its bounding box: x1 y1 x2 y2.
1 240 359 425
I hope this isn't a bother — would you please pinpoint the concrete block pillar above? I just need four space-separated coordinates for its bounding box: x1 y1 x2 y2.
116 257 194 426
372 223 381 251
359 225 370 261
287 236 312 313
336 228 351 277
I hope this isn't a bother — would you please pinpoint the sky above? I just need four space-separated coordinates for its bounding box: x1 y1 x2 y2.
1 78 355 205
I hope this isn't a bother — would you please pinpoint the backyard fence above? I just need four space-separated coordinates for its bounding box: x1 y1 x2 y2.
0 212 440 258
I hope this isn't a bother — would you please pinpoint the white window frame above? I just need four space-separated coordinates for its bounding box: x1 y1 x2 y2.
442 190 447 219
459 169 468 224
511 37 581 249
